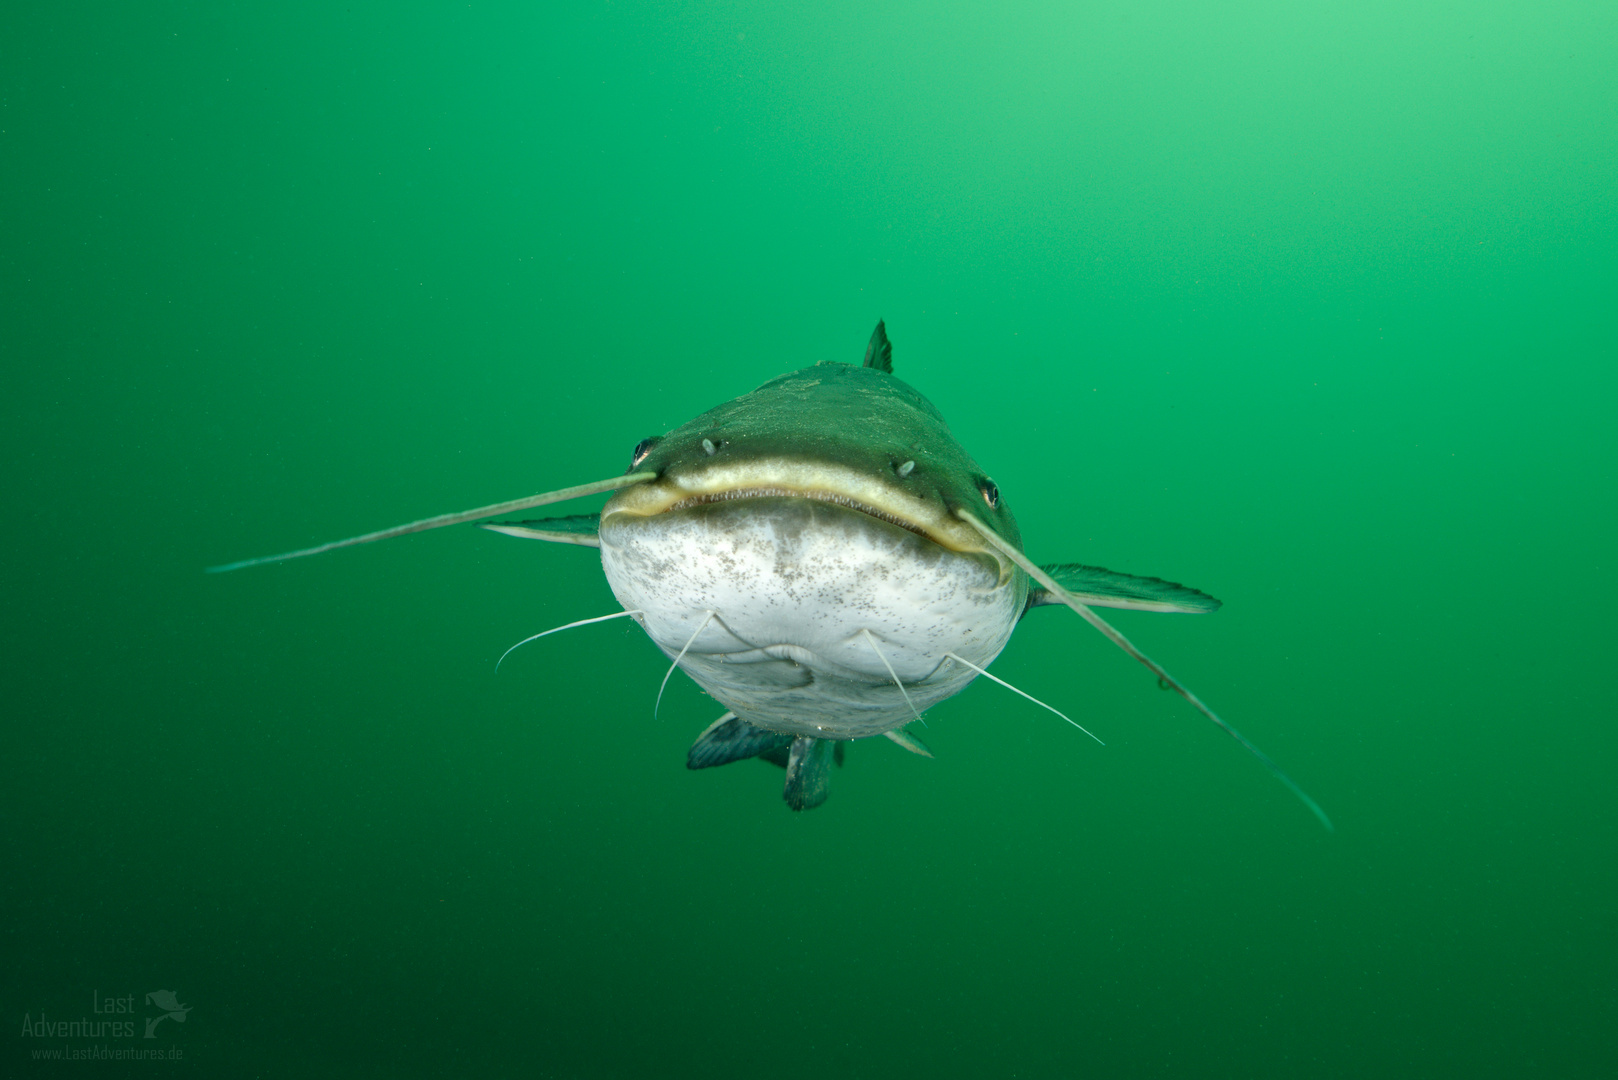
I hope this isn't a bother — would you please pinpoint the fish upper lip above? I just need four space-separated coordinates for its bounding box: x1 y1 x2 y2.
601 459 1003 562
660 487 931 540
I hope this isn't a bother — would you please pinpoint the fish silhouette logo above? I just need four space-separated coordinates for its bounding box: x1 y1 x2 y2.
143 990 191 1038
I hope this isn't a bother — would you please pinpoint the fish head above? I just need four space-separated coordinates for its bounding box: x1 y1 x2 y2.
600 361 1028 740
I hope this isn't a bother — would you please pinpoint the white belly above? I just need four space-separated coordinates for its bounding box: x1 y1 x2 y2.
598 496 1023 739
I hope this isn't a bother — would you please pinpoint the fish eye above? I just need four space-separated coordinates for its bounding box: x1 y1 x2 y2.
979 478 1000 509
631 436 660 467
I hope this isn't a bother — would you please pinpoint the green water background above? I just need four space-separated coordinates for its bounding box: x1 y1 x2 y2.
4 2 1615 1076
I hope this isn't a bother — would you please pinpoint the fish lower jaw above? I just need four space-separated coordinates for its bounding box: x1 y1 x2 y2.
671 647 979 741
598 492 1026 738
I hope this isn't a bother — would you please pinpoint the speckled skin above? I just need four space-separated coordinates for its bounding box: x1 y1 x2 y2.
598 360 1029 740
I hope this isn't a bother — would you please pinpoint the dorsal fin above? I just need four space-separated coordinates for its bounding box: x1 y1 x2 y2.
862 320 893 372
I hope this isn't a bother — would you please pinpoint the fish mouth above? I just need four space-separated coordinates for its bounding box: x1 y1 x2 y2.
601 458 992 553
663 487 931 540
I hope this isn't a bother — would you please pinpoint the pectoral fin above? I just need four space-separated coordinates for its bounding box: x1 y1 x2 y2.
1027 563 1221 614
783 737 832 811
687 713 794 770
884 727 934 758
479 514 601 548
